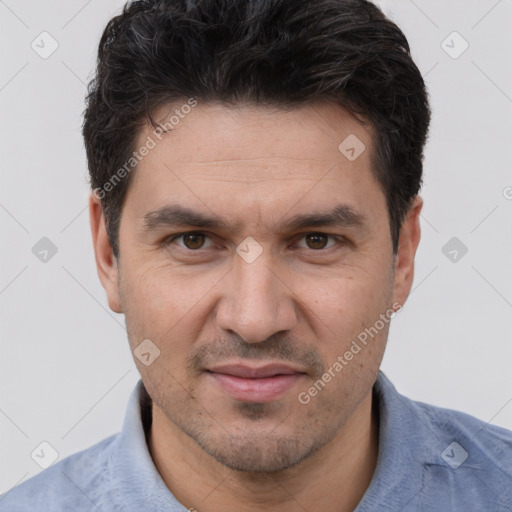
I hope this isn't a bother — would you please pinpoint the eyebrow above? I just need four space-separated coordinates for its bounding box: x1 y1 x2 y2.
141 203 368 234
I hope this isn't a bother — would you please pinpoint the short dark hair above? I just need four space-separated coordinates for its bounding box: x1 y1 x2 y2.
83 0 430 258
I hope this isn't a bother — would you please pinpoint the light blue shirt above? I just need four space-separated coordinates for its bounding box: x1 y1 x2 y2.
1 372 511 511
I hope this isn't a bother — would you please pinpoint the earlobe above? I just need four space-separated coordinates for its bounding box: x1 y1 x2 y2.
391 195 423 309
89 193 123 313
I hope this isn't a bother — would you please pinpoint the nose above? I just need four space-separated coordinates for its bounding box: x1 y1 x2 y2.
216 251 298 343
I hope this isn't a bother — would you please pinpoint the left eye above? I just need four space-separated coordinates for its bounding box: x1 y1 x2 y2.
295 233 338 250
170 233 214 250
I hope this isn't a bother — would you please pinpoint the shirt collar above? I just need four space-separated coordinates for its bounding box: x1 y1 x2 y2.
111 380 183 511
354 371 435 511
111 372 435 511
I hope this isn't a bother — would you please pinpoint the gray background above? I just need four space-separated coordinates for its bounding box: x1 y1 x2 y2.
1 0 511 494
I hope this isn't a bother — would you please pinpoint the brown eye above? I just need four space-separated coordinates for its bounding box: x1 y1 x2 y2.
305 233 329 249
182 233 206 249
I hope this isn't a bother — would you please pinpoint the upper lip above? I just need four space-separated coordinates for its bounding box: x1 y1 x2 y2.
207 363 306 379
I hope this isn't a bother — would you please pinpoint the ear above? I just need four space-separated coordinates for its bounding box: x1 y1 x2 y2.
89 192 123 313
391 195 423 310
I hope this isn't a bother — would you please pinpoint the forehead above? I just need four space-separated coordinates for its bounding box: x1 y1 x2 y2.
123 101 387 233
139 101 375 173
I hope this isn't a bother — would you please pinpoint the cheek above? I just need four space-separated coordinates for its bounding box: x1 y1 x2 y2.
294 264 393 361
120 261 221 348
301 265 391 322
120 266 203 389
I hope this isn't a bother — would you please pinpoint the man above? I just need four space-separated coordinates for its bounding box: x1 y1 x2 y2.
1 0 511 510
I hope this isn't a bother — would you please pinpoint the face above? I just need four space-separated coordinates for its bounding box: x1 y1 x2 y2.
91 101 421 473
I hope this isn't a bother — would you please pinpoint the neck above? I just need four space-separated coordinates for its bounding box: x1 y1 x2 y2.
148 388 379 512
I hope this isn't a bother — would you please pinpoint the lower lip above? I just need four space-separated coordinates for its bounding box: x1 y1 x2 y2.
208 372 304 402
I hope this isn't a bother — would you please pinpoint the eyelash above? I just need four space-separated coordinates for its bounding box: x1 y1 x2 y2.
163 231 346 253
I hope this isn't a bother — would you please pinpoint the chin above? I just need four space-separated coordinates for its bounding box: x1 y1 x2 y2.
190 429 324 474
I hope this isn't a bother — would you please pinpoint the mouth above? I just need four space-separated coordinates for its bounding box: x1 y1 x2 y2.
206 363 307 403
